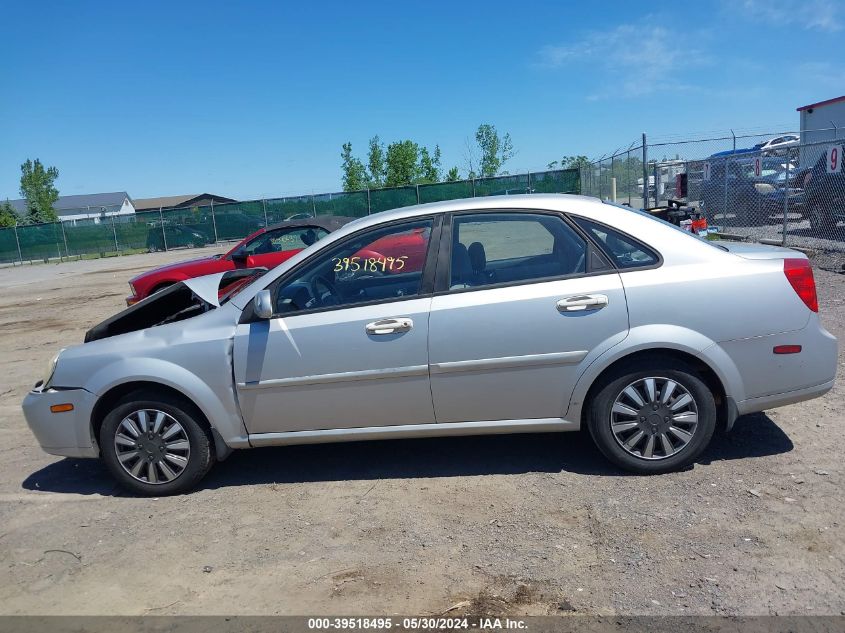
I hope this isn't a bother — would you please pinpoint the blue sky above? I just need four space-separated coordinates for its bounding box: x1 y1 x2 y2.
1 0 843 201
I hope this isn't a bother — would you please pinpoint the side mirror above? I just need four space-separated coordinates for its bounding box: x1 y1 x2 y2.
231 247 248 263
252 289 273 320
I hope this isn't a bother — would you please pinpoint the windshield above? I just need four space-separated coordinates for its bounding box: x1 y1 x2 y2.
601 201 727 250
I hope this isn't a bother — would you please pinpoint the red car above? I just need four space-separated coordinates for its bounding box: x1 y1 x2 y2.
127 217 354 305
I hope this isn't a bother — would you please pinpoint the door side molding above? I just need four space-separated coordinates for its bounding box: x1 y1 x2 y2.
430 350 588 375
238 364 429 390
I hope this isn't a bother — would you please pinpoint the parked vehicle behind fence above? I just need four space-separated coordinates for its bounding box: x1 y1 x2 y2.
146 224 210 252
700 156 803 225
22 194 837 495
802 148 845 232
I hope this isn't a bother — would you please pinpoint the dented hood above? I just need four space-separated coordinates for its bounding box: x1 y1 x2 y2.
84 269 265 343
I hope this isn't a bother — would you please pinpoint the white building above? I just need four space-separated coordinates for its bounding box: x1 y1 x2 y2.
798 95 845 169
8 192 135 225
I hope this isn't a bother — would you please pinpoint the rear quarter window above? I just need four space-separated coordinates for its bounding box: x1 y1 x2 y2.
573 217 659 269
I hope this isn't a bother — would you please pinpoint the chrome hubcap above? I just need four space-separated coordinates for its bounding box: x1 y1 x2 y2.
610 377 698 460
113 409 190 484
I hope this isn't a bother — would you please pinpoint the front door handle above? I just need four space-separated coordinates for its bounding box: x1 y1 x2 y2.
556 294 609 312
366 317 413 335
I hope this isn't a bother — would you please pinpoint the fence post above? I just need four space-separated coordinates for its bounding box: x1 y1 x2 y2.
110 214 119 255
652 162 659 205
627 149 632 205
159 207 168 251
262 198 268 226
13 223 23 265
210 199 219 243
610 155 616 200
599 158 605 199
60 220 69 259
366 188 371 215
723 156 730 226
471 177 476 197
415 184 420 204
527 171 532 193
641 134 649 209
782 157 791 247
311 195 316 218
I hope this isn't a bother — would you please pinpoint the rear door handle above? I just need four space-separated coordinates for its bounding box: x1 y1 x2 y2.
366 317 413 335
556 294 609 312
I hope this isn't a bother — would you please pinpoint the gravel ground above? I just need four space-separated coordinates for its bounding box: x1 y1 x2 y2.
0 247 842 616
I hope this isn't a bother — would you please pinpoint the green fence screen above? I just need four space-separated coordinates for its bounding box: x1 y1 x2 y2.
0 168 578 264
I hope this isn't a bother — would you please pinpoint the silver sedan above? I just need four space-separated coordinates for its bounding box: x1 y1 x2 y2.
22 195 838 495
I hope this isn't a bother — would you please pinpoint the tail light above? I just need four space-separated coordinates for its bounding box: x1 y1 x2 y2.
783 258 818 312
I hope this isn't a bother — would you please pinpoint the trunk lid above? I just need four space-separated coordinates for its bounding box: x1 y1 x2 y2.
714 241 806 260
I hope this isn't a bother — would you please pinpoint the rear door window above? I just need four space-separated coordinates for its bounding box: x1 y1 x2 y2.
449 213 587 289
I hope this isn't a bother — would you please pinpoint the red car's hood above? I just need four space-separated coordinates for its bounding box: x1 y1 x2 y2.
130 255 224 283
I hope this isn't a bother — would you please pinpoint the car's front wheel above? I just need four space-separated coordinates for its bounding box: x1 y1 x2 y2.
587 360 717 474
100 392 214 495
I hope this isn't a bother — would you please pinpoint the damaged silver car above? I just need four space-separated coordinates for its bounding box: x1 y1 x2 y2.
23 195 837 495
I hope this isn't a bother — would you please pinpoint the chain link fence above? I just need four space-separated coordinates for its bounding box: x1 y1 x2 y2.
582 130 845 270
0 169 579 265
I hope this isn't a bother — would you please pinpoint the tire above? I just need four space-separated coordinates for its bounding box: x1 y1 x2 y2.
99 391 215 495
587 360 717 474
151 282 174 296
808 203 837 233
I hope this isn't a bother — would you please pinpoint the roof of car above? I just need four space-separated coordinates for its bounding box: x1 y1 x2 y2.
326 194 607 237
264 215 357 233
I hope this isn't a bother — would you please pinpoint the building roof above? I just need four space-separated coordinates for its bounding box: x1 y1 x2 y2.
6 192 131 217
797 95 845 112
133 193 236 211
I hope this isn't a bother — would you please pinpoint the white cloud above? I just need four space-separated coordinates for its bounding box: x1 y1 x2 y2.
736 0 842 31
535 21 710 99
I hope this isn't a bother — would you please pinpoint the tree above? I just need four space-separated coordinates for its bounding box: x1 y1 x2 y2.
474 123 515 177
560 155 592 171
340 133 476 189
341 142 369 192
384 140 420 187
0 200 18 228
367 136 386 188
19 159 59 224
418 145 442 183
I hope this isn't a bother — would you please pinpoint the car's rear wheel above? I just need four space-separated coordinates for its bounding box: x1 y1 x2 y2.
100 392 214 495
587 361 716 474
808 202 838 233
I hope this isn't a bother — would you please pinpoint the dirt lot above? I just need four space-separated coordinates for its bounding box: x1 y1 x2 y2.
0 247 842 616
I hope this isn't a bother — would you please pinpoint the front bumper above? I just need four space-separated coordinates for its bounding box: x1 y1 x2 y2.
22 385 99 458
